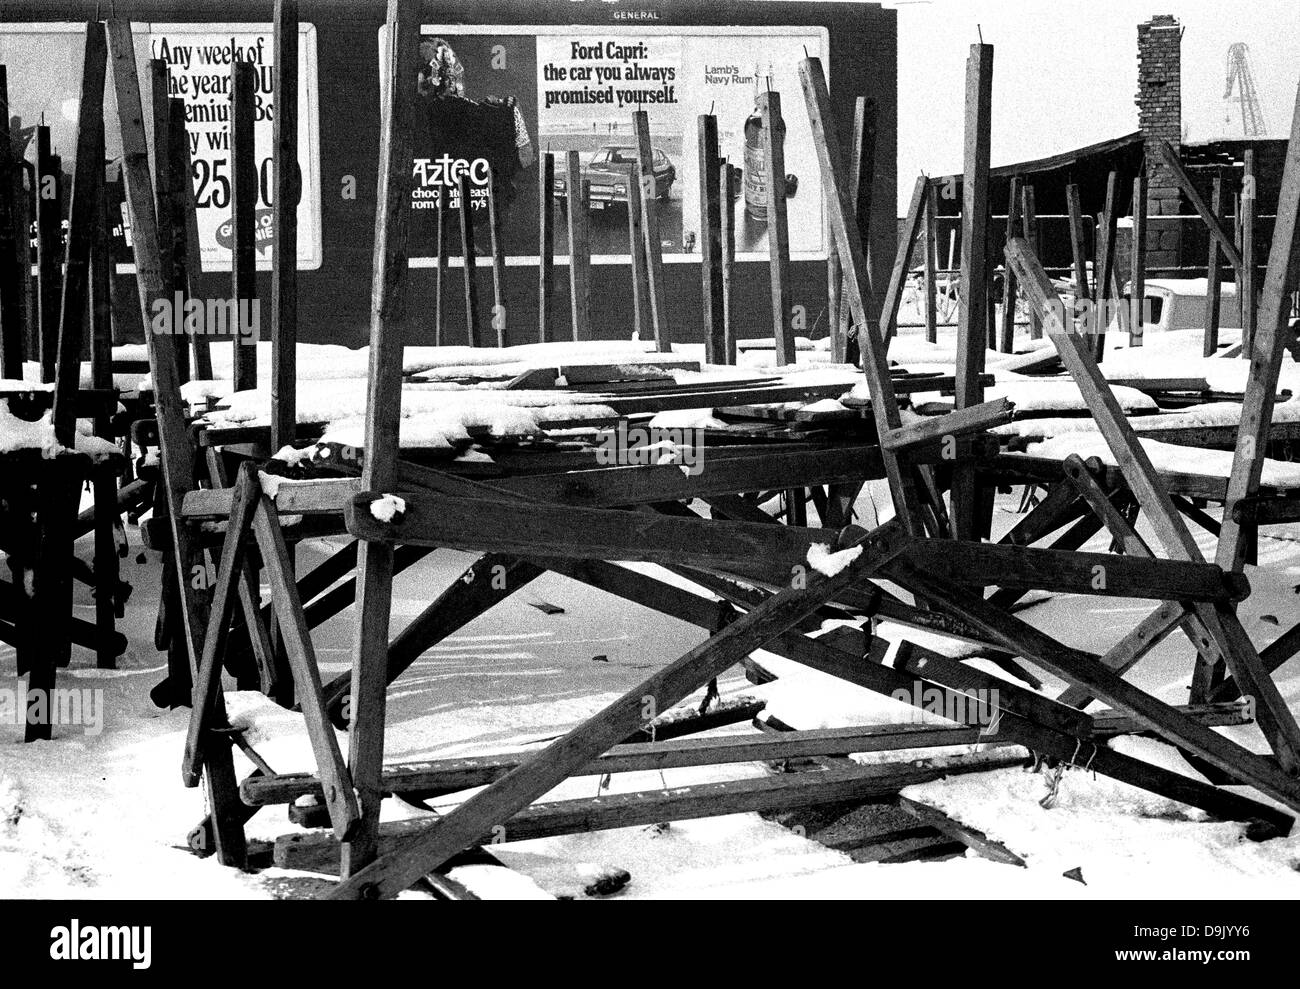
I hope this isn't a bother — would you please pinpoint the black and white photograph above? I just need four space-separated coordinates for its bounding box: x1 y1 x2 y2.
0 0 1296 960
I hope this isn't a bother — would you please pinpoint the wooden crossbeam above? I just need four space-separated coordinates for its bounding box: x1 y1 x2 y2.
879 397 1013 452
345 490 832 570
1157 140 1244 275
1008 236 1300 774
328 520 908 897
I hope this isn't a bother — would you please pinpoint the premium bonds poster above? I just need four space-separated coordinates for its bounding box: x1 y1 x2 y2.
382 24 829 267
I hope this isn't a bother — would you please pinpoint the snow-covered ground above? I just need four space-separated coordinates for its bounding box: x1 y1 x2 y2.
4 323 1300 899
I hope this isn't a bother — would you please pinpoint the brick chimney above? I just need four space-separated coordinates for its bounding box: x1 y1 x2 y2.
1137 14 1182 268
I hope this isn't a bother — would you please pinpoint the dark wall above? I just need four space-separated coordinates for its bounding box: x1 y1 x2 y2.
8 0 897 351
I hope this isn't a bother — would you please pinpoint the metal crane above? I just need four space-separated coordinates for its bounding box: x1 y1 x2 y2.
1224 42 1269 137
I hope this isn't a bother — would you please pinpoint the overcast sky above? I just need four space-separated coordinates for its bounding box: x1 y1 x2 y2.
893 0 1300 210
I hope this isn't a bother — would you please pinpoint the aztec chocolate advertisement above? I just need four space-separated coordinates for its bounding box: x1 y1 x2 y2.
389 24 829 266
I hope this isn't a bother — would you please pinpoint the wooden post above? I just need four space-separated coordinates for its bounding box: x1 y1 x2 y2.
720 161 736 364
923 179 938 345
998 175 1022 354
879 176 927 346
633 110 672 352
951 43 994 542
486 164 507 348
1021 183 1040 340
271 0 299 451
537 150 554 342
35 127 62 383
1092 170 1119 361
91 178 118 670
1204 172 1224 357
433 180 446 345
107 16 247 867
698 115 724 364
1065 182 1090 304
1240 148 1256 357
176 98 212 380
342 0 419 876
52 22 107 448
843 97 876 364
230 60 257 390
564 150 592 341
1130 168 1147 347
167 98 192 383
759 91 794 365
0 66 23 378
458 172 480 346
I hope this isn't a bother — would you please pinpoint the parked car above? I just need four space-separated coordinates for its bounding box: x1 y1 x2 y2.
554 145 676 210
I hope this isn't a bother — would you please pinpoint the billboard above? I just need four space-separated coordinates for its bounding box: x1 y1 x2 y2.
384 24 829 267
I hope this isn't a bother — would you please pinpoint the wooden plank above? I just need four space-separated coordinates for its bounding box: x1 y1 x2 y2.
1157 139 1244 274
951 43 994 540
107 16 247 868
563 151 591 342
844 96 877 366
1065 181 1091 303
1241 148 1256 356
345 490 830 571
1091 170 1119 360
253 494 360 838
1130 169 1147 347
1058 601 1188 709
343 0 420 876
698 114 724 364
897 797 1025 867
0 66 23 378
880 176 927 346
1217 85 1300 575
1008 237 1300 772
720 161 736 363
458 172 480 346
270 0 299 451
1021 183 1041 340
998 175 1022 353
633 110 672 352
176 97 211 380
52 22 107 448
35 127 61 383
230 60 258 391
538 151 555 341
799 56 925 537
166 98 192 380
286 761 993 876
879 397 1014 452
326 520 906 897
486 163 507 348
434 175 447 344
759 91 795 365
182 463 259 787
923 178 938 345
1204 172 1225 357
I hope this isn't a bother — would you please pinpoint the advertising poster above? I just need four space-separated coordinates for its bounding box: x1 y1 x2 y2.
0 21 323 273
385 24 829 267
